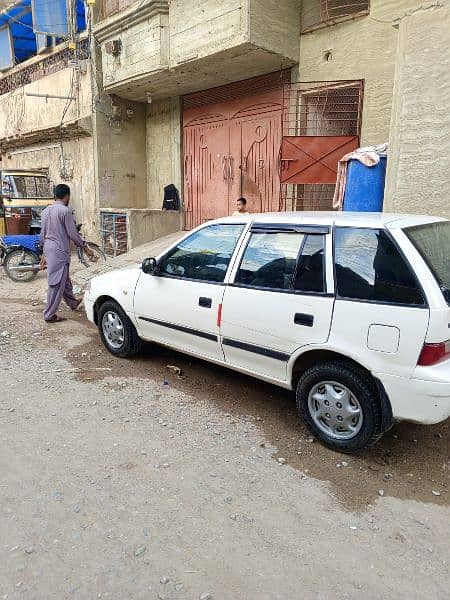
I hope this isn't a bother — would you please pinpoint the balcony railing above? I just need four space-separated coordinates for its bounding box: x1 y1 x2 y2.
0 39 90 97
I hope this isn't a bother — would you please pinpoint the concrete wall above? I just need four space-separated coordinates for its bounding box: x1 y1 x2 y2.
1 137 98 238
95 95 147 210
146 98 182 210
95 0 299 101
384 1 450 217
298 0 423 145
0 57 98 237
169 0 246 65
128 209 183 248
0 64 92 138
249 0 300 64
101 12 168 89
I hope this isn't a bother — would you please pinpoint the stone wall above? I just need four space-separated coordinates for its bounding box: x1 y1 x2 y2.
384 0 450 218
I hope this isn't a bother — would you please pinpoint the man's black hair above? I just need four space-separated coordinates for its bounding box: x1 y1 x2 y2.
54 184 71 200
238 197 247 205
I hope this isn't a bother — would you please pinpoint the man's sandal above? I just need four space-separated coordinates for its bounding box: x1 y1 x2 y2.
45 315 67 323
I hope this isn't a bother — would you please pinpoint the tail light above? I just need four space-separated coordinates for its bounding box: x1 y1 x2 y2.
418 341 450 366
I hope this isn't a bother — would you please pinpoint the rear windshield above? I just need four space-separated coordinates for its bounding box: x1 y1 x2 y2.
405 221 450 304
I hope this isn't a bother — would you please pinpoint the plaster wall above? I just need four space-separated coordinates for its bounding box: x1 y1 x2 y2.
146 98 181 210
298 0 424 145
384 1 450 217
1 137 98 239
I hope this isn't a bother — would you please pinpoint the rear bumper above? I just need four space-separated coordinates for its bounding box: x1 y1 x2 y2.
377 372 450 424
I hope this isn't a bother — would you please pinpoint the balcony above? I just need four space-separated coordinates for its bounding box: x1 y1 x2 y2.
0 39 92 150
94 0 300 101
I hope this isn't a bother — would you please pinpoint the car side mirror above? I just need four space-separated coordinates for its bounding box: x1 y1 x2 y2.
142 257 158 275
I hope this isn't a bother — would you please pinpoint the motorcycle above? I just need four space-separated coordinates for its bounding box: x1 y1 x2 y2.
1 225 106 283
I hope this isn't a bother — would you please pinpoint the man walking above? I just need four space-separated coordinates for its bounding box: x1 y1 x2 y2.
40 184 94 323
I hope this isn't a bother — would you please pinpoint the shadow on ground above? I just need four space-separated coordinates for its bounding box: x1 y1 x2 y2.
57 312 450 512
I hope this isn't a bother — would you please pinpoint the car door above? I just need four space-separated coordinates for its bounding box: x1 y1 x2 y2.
330 226 430 378
220 223 335 382
133 223 245 361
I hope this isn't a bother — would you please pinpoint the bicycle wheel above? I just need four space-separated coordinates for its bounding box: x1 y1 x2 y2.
4 249 40 282
77 243 107 268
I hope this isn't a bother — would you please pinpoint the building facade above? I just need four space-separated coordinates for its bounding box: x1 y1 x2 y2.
1 0 449 251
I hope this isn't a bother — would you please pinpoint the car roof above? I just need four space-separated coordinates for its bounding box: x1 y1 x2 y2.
212 211 447 229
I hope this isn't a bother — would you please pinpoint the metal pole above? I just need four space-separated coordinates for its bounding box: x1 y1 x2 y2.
25 93 76 100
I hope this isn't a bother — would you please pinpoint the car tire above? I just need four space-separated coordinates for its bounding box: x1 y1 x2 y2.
296 361 383 453
98 300 142 358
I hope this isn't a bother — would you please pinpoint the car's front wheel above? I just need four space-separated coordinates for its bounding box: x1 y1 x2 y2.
98 300 142 358
296 361 383 453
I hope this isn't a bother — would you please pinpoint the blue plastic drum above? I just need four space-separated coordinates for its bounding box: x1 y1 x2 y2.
343 155 387 212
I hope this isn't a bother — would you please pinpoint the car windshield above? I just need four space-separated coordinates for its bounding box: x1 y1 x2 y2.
405 221 450 304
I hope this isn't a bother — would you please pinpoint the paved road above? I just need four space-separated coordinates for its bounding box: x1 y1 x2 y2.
0 267 448 599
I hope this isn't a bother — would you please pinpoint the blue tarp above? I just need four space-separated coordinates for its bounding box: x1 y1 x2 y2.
0 0 86 67
0 24 14 70
1 234 40 252
32 0 68 36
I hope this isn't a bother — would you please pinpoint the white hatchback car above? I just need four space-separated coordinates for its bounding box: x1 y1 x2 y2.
85 212 450 453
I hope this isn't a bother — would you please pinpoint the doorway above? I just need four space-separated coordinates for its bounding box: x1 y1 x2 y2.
182 73 286 229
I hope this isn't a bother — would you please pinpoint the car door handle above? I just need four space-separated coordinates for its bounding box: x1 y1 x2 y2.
199 297 212 308
294 313 314 327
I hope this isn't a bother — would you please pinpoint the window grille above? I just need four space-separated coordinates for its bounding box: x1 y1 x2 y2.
101 212 128 257
301 0 370 33
279 80 363 213
282 81 363 137
280 183 336 212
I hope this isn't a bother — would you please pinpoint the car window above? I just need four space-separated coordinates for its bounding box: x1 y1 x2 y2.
334 227 425 305
159 224 244 283
235 232 304 290
405 221 450 305
293 235 325 293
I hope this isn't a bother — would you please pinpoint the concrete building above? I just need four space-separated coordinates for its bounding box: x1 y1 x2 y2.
1 0 449 251
0 1 98 235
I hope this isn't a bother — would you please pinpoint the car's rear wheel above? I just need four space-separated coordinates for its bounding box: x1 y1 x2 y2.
296 361 383 453
98 300 142 358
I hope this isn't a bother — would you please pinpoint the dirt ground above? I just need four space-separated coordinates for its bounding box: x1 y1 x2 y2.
0 266 449 600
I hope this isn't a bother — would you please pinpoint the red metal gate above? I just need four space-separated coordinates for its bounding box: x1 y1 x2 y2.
280 81 363 211
183 73 286 229
183 77 363 227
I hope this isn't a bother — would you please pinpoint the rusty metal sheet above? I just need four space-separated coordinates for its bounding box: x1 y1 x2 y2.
280 135 359 184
